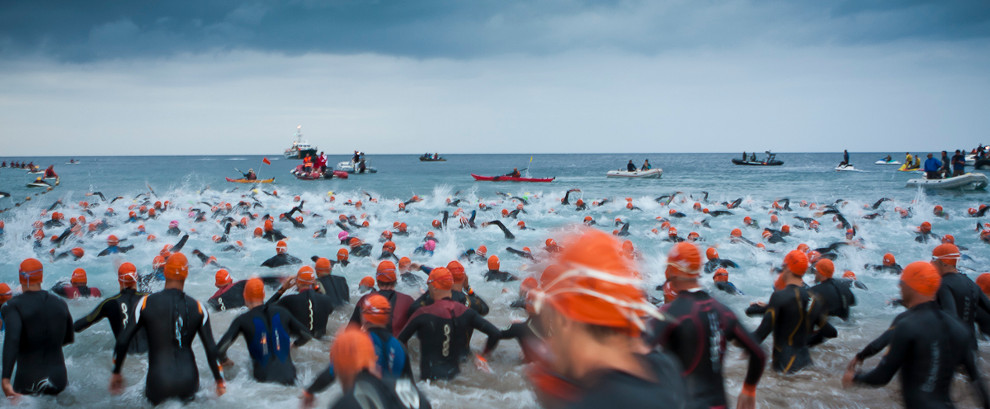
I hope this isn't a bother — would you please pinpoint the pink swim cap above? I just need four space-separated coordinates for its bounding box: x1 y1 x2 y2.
424 240 436 251
169 220 179 228
338 231 349 240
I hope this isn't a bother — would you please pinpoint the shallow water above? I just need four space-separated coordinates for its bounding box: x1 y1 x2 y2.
0 152 988 408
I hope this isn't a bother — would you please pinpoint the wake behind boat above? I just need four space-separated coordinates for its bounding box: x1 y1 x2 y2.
471 173 554 182
606 168 663 179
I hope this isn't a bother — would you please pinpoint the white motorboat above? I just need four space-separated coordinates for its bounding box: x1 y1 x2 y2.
283 126 318 159
906 173 988 190
336 160 377 174
606 168 663 179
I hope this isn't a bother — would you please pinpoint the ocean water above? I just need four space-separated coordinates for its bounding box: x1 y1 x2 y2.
0 152 988 408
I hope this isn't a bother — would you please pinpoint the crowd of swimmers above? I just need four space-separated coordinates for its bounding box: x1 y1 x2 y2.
1 186 990 409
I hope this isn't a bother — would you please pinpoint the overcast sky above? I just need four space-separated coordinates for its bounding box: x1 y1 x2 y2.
2 0 989 156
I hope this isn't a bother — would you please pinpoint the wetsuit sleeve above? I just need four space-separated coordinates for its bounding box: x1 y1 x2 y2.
469 311 501 354
753 295 777 343
856 326 896 360
853 326 907 386
397 314 423 344
196 305 225 381
961 338 990 409
727 313 766 387
467 291 490 316
2 305 22 379
216 315 245 361
305 365 336 394
120 245 134 253
935 286 957 318
285 313 313 347
499 323 524 340
63 304 74 345
173 234 189 252
113 296 147 374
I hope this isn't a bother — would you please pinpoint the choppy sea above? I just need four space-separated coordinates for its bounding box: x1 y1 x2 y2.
0 152 987 408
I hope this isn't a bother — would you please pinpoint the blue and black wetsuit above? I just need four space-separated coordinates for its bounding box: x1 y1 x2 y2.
1 291 74 395
307 326 413 395
216 303 312 385
74 288 149 354
112 289 224 404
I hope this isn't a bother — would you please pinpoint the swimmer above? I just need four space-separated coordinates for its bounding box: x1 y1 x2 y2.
111 253 226 404
268 266 336 338
809 259 856 321
348 261 414 336
260 240 302 267
313 257 349 306
484 255 519 282
97 234 134 256
51 268 102 299
704 247 739 274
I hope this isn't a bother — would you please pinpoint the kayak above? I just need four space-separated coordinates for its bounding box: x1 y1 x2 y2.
471 174 555 183
874 160 901 165
906 173 988 190
606 169 663 179
225 177 275 184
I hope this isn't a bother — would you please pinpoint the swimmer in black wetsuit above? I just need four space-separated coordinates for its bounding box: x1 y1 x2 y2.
865 252 903 274
932 243 990 340
484 255 519 282
111 253 226 404
703 247 739 274
74 262 149 354
753 250 836 373
397 268 501 380
647 243 765 409
2 259 74 399
216 278 312 385
314 257 349 307
261 240 303 268
809 259 856 321
843 261 990 409
267 266 336 338
481 219 515 240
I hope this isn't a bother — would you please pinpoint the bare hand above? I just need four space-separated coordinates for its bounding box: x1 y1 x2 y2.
300 390 315 409
281 277 297 290
221 358 235 368
109 374 124 395
736 393 756 409
841 368 856 389
215 380 226 397
846 357 862 372
752 301 767 308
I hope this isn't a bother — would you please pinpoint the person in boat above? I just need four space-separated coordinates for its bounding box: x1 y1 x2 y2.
44 165 58 179
923 153 942 179
905 152 913 166
939 151 951 178
243 169 257 181
352 150 360 163
913 156 920 169
302 155 313 172
626 160 636 172
316 152 327 173
952 149 966 176
840 150 849 167
742 151 747 161
358 158 367 173
883 155 892 162
641 159 651 170
750 152 757 162
505 168 521 178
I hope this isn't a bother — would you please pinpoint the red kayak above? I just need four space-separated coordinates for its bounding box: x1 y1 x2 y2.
471 173 555 183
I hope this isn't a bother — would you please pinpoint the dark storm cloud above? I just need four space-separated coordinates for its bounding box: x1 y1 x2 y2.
1 0 988 61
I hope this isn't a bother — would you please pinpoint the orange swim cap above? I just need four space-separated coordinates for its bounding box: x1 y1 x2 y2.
215 269 233 288
164 253 189 281
71 247 85 258
706 247 719 260
264 219 274 232
730 228 742 238
118 262 137 285
0 283 12 302
487 255 500 271
843 270 857 280
361 294 392 326
330 326 377 379
919 221 932 233
941 234 955 244
276 240 288 254
783 250 809 276
337 248 349 261
243 277 265 304
743 216 752 225
476 245 487 256
253 227 263 237
359 276 375 289
427 267 453 290
376 261 397 283
932 243 960 266
901 261 941 297
976 273 990 296
713 268 729 283
398 257 412 269
666 242 702 278
383 241 396 252
348 237 361 248
541 229 656 337
315 258 332 275
107 235 119 246
297 266 316 286
71 268 87 285
883 253 896 266
815 259 834 279
432 219 442 228
447 261 466 284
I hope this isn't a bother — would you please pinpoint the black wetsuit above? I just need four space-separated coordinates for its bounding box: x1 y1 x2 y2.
349 290 414 336
74 288 149 354
703 258 738 274
809 279 856 321
216 303 312 385
407 289 489 318
397 298 500 380
352 243 374 257
269 289 335 338
560 352 687 409
261 253 302 267
648 290 765 409
754 284 836 373
208 277 284 311
853 302 990 409
499 318 544 362
113 289 224 404
866 264 903 275
1 291 74 395
935 272 990 340
329 371 431 409
485 269 518 282
317 274 349 307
